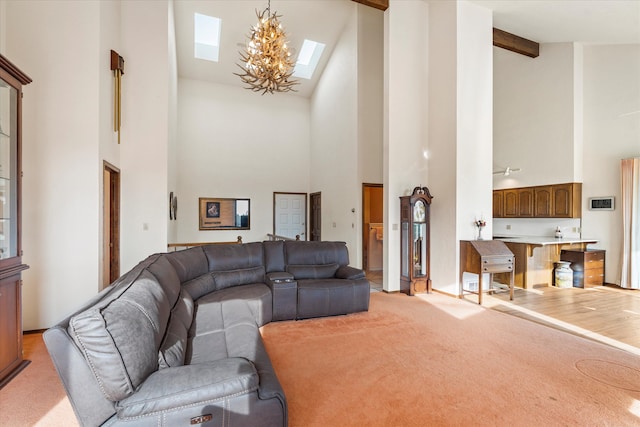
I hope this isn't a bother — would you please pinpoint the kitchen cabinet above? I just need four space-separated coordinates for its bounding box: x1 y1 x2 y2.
534 186 552 217
492 190 503 218
560 249 605 287
0 54 31 388
502 188 533 218
552 183 581 218
503 189 518 217
493 183 582 218
518 187 534 217
400 186 433 295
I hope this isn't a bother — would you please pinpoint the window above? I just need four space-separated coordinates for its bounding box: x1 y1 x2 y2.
293 39 325 79
194 13 222 62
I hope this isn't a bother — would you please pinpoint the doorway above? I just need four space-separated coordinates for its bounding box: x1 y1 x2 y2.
363 184 383 289
102 162 120 289
273 192 307 240
310 192 321 241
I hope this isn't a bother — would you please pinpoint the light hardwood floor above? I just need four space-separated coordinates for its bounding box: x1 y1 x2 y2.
366 271 640 355
477 284 640 355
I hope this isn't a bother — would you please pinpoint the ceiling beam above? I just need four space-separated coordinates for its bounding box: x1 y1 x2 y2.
493 28 540 58
352 0 388 11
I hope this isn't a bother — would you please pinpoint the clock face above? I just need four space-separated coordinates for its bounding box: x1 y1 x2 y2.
413 200 426 222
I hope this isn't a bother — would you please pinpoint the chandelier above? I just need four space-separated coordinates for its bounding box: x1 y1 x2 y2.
235 0 298 95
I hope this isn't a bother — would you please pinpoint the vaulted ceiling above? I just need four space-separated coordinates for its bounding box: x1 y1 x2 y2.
173 0 640 98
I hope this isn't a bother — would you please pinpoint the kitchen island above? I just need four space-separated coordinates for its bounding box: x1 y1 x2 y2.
493 236 598 288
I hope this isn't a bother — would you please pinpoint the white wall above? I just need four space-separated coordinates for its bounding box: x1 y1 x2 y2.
357 4 384 267
494 42 640 284
0 1 6 52
493 43 578 189
453 0 494 293
5 1 103 329
176 79 310 244
167 0 178 244
310 6 360 256
119 0 171 272
358 5 384 187
384 0 429 291
425 0 457 295
3 0 175 329
427 0 493 295
582 44 640 285
98 0 122 289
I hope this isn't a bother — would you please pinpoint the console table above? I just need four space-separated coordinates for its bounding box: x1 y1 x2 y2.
460 240 514 305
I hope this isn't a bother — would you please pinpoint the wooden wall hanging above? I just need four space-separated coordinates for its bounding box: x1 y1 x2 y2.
110 50 125 144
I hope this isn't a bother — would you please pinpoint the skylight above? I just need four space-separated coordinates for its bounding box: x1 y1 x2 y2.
293 39 325 79
194 13 221 62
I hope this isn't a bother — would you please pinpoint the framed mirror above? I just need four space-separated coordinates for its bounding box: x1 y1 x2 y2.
199 197 250 230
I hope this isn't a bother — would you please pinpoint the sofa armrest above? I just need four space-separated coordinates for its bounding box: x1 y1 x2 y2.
116 358 258 419
335 265 366 280
43 326 117 426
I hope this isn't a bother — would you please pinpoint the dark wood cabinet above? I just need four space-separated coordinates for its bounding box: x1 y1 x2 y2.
0 54 31 388
517 187 534 217
493 183 582 219
552 183 581 218
400 186 433 295
492 190 503 218
561 249 605 288
534 186 552 217
502 188 533 217
503 189 518 217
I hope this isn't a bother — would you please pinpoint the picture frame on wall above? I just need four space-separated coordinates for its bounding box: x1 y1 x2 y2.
169 192 178 220
199 197 250 230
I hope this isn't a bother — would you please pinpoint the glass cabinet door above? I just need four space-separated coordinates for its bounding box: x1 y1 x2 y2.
412 222 426 277
0 78 18 260
412 200 426 277
401 221 409 278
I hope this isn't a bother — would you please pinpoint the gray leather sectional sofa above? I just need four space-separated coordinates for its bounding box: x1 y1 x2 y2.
43 240 369 427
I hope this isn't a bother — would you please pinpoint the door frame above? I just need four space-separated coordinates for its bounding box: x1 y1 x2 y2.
273 192 308 240
310 192 321 241
362 183 383 271
103 162 120 289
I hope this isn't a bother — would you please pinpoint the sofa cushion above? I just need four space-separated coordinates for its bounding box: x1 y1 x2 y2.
286 263 339 280
182 273 216 300
263 240 285 273
116 359 259 419
297 278 370 320
203 242 264 272
165 246 209 283
284 240 350 266
146 255 181 305
68 269 173 401
335 265 366 280
190 284 273 336
187 297 259 365
213 266 265 290
158 289 194 369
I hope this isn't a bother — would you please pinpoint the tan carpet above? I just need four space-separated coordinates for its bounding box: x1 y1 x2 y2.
0 331 77 426
2 292 640 426
262 292 640 426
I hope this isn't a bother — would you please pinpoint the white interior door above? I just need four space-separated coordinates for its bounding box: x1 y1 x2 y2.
274 193 307 240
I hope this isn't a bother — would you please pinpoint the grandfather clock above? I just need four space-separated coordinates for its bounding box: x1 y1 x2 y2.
400 186 433 295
